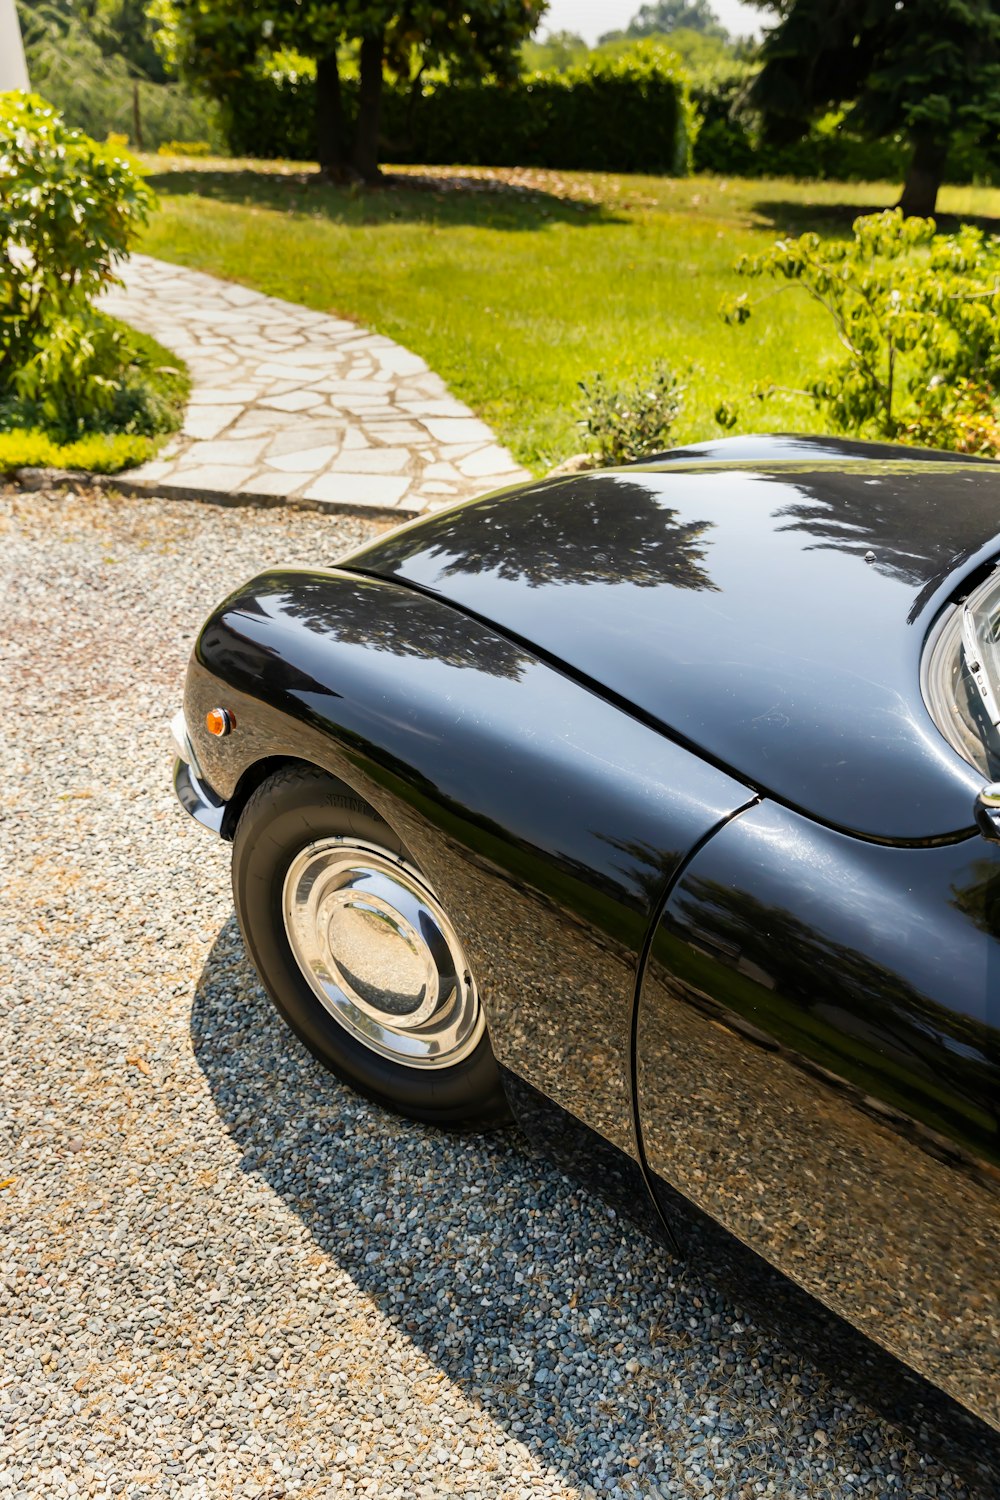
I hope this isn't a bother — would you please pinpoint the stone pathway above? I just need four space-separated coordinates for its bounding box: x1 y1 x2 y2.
104 255 529 516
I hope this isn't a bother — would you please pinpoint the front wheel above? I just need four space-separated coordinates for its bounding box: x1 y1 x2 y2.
231 765 511 1128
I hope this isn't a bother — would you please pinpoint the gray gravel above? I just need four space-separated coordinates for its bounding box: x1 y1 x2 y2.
0 483 994 1500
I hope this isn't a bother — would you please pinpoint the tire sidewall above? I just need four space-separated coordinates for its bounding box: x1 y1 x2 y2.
231 767 509 1127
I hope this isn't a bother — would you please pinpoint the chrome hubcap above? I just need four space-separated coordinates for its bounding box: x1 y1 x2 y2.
282 839 484 1069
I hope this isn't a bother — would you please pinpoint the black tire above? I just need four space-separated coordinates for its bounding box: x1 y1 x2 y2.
231 764 511 1129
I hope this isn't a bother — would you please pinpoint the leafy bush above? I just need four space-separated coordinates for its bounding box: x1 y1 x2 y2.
0 95 186 466
7 316 189 442
577 362 686 464
721 209 1000 453
0 93 156 426
224 42 694 175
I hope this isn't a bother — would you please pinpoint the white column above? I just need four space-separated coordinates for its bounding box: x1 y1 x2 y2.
1 0 30 92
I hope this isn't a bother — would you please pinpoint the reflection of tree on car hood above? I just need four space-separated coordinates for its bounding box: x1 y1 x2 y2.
362 477 719 593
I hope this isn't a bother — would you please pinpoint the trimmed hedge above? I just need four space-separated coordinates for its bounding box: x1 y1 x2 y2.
221 47 1000 185
225 46 694 175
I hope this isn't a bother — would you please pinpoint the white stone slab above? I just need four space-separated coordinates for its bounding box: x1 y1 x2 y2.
457 445 522 478
265 444 341 474
172 465 259 493
260 390 326 413
303 473 411 507
419 417 495 444
187 437 271 466
182 406 243 440
329 448 411 474
241 471 307 497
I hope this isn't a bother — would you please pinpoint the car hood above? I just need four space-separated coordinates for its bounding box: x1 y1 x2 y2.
343 442 1000 842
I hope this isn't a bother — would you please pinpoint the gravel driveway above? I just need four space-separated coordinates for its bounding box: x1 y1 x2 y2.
1 485 996 1500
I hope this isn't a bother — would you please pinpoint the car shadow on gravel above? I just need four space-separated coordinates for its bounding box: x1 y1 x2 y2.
190 918 998 1497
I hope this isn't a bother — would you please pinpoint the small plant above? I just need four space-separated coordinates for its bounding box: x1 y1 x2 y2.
720 208 1000 453
577 361 685 466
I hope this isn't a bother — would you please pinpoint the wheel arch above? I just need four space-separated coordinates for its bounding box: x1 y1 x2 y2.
219 755 352 840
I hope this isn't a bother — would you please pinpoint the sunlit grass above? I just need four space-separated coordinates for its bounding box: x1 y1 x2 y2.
139 159 1000 472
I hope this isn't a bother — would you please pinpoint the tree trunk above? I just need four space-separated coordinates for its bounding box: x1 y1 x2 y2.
898 129 949 218
315 50 350 180
131 81 144 153
352 32 384 183
405 62 426 140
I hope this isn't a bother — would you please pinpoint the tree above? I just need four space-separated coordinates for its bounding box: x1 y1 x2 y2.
153 0 545 183
601 0 728 43
747 0 1000 217
17 0 166 79
520 29 587 74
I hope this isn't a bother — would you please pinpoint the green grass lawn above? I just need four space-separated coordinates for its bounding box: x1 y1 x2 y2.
139 160 1000 472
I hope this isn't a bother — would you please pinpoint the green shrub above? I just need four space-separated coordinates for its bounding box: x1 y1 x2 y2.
578 362 686 465
721 209 1000 453
0 96 186 466
0 93 156 426
6 316 189 443
1 95 154 372
224 42 694 175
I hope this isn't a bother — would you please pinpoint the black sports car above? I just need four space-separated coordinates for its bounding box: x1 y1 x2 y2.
172 434 999 1433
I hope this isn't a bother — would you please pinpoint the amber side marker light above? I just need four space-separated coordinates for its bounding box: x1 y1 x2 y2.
206 707 235 737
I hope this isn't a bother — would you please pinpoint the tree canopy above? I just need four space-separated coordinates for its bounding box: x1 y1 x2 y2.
748 0 1000 215
615 0 728 40
18 0 167 81
154 0 544 181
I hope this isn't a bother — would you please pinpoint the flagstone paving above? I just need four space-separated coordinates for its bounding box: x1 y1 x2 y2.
104 255 530 515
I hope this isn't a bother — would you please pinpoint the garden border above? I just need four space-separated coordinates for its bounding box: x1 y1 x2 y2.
8 464 423 521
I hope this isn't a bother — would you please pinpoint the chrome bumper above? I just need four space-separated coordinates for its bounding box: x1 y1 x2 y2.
171 710 227 836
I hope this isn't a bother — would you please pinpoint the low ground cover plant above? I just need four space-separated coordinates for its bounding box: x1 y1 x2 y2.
0 93 187 472
722 208 1000 455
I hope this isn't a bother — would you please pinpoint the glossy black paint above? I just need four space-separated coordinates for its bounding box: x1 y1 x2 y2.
637 799 1000 1428
648 431 1000 468
187 566 752 1158
177 438 1000 1438
345 452 1000 841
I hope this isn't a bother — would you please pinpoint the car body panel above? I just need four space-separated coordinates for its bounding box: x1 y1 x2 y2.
345 455 1000 842
636 798 1000 1428
644 432 1000 469
186 567 754 1156
173 439 1000 1433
